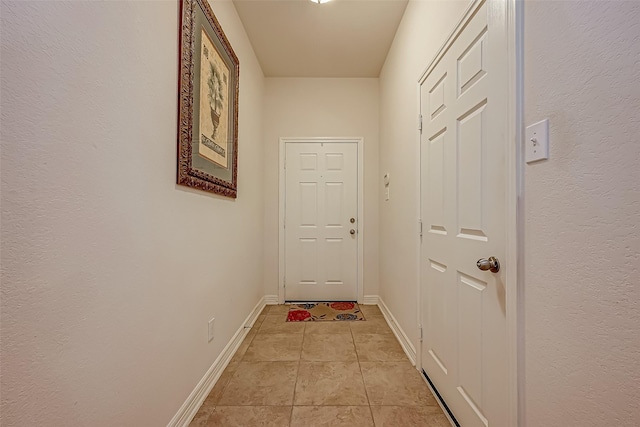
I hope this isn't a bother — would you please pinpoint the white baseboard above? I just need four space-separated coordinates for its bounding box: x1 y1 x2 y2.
264 294 279 305
378 297 417 365
361 295 379 305
168 296 266 427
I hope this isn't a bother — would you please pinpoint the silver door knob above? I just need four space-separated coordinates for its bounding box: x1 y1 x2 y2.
477 256 500 273
350 229 356 235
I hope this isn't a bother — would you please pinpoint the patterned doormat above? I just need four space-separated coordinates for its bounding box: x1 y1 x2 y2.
286 302 366 322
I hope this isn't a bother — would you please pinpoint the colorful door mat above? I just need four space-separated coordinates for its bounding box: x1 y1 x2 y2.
286 302 366 322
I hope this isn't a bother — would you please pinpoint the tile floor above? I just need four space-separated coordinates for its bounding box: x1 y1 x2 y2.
189 304 450 426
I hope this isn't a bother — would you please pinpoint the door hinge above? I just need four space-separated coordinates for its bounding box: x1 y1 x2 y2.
418 219 423 238
418 114 423 133
419 325 423 342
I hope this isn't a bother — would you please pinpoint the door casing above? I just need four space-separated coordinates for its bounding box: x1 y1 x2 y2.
278 137 365 304
414 0 524 425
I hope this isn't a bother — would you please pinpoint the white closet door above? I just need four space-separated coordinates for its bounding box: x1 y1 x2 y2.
420 1 509 425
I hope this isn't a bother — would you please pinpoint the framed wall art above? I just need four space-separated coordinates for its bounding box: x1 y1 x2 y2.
177 0 239 197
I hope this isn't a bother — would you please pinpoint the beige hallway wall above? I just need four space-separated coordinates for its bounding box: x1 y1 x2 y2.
0 0 265 425
263 78 380 300
378 0 470 355
380 0 640 425
523 1 640 425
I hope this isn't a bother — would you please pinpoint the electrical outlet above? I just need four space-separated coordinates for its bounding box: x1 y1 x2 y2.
208 317 215 342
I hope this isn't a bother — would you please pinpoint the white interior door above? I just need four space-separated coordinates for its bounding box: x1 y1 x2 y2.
284 141 358 301
419 0 508 426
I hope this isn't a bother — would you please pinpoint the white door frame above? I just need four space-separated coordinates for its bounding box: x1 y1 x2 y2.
278 137 365 304
414 0 524 425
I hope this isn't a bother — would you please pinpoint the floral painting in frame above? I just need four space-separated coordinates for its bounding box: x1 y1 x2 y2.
177 0 239 197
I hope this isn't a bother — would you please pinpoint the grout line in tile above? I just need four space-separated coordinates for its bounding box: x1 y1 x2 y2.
288 403 372 408
351 319 375 423
289 321 305 427
288 405 294 427
289 404 374 407
214 364 241 407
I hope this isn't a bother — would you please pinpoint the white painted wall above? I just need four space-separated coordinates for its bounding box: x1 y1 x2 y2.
0 1 265 425
4 0 639 425
262 78 380 300
523 1 640 425
381 0 640 425
378 0 469 352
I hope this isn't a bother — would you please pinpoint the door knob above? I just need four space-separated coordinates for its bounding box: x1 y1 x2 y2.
477 256 500 273
350 218 356 223
350 229 356 235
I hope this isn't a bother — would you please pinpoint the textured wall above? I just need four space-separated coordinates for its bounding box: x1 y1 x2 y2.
378 0 469 353
524 1 640 425
262 78 380 299
381 1 640 425
0 1 265 425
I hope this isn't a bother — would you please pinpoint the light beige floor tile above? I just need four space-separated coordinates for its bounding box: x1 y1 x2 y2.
350 316 393 336
244 333 303 361
304 321 352 335
189 408 212 427
358 304 383 318
301 333 357 361
266 304 291 316
370 406 450 427
294 361 369 406
229 329 258 364
353 334 406 362
199 362 239 407
219 361 298 406
254 314 267 326
259 315 305 334
360 361 438 406
225 357 241 372
206 406 291 426
229 349 245 366
290 406 374 427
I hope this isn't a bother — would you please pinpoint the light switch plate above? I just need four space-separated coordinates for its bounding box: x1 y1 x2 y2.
525 119 549 163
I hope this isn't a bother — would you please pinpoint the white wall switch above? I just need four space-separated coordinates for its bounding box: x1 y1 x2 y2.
208 317 215 342
525 119 549 163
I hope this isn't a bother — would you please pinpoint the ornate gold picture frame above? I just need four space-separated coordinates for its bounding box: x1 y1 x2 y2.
177 0 239 198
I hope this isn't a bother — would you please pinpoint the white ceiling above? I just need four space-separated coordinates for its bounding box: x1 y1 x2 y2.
232 0 409 77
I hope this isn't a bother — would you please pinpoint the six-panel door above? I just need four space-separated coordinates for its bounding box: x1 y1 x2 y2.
420 0 509 426
284 142 358 302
